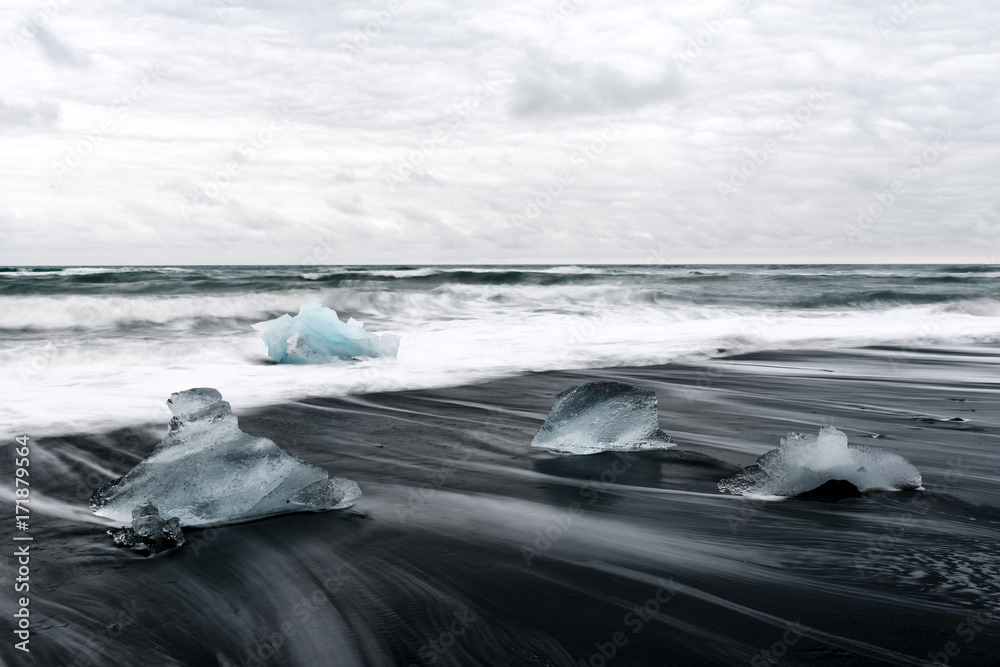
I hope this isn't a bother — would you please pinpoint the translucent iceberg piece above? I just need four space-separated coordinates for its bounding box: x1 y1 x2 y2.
90 388 361 527
718 426 922 497
108 503 185 555
531 381 673 455
252 302 399 363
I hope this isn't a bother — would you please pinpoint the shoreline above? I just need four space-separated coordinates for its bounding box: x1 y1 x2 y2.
33 340 1000 439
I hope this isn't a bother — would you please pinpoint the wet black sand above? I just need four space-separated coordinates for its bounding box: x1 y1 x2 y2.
7 346 1000 666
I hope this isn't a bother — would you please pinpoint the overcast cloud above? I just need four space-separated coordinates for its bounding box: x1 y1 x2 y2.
1 0 998 264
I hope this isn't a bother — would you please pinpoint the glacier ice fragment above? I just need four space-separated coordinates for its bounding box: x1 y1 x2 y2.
90 388 361 528
531 381 673 455
253 302 399 363
718 425 922 497
108 503 184 555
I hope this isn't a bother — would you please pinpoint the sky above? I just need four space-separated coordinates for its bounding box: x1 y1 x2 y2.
0 0 998 265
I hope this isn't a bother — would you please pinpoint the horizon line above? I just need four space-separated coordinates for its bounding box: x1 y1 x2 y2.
0 261 995 268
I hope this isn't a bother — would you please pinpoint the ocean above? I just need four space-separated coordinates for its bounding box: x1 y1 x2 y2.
3 264 999 436
1 265 998 666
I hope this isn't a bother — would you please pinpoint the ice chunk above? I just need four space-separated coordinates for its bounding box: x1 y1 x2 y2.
253 302 399 363
531 381 673 455
108 503 185 555
718 426 922 497
90 388 361 527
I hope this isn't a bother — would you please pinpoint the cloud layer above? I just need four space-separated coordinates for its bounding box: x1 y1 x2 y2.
1 0 998 264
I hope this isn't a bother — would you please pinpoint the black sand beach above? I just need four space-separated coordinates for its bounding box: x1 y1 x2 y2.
10 345 1000 666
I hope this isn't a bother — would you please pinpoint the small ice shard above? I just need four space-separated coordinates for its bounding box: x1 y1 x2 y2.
108 503 185 555
531 381 674 455
252 302 399 363
90 388 361 527
718 426 922 497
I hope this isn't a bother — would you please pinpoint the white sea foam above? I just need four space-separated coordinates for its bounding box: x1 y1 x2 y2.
2 271 1000 435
